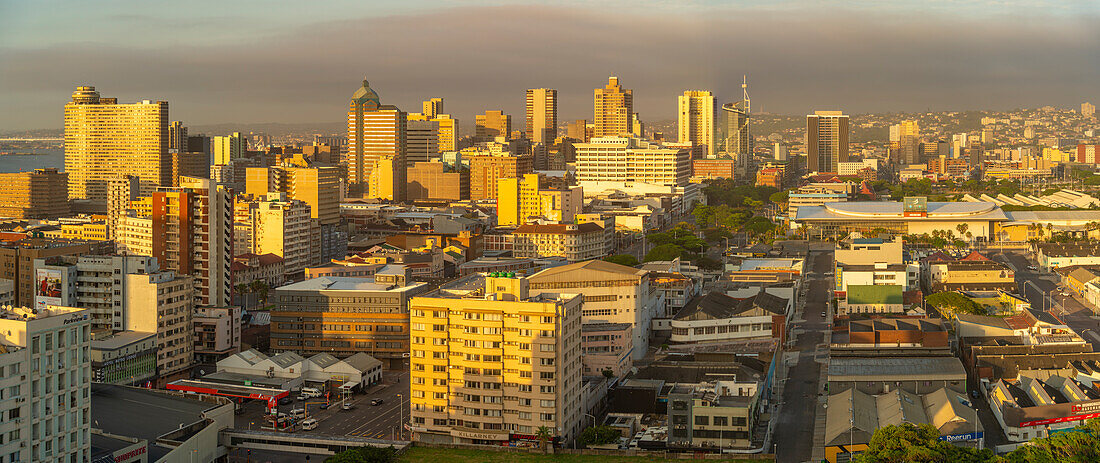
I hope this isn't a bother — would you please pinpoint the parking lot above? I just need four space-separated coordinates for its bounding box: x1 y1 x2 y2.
235 371 411 440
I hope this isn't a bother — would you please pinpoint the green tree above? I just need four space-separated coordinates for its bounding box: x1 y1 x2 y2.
695 256 722 271
578 425 622 448
603 254 639 267
925 292 985 316
535 426 554 454
644 244 684 262
601 368 615 379
769 190 789 205
854 423 996 463
324 446 398 463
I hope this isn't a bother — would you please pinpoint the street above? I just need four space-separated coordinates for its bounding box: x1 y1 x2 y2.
991 250 1100 350
235 371 411 440
773 249 833 463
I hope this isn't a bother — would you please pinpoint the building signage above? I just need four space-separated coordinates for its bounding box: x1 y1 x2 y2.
113 442 147 463
34 268 64 310
1070 401 1100 414
902 196 928 217
1020 411 1100 428
63 313 88 325
938 431 983 442
450 429 509 441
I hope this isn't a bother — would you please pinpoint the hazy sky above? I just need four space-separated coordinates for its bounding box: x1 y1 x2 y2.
1 0 1098 131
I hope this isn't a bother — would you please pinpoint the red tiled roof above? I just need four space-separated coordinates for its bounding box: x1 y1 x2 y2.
923 251 953 263
961 251 990 261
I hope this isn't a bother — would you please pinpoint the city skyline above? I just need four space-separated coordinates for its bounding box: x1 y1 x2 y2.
1 1 1098 130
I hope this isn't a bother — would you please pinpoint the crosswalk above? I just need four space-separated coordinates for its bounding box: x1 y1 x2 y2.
346 430 391 439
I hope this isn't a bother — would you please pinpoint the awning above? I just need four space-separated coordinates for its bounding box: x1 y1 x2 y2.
339 381 360 391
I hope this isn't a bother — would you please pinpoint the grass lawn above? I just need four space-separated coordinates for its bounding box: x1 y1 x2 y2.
400 447 771 463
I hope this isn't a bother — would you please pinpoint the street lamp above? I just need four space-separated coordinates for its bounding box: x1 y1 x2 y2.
397 393 403 440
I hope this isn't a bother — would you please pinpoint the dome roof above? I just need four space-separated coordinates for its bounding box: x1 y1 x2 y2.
351 79 380 106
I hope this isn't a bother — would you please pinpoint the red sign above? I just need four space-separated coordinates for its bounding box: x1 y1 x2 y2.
1020 411 1100 427
903 211 927 218
268 397 277 409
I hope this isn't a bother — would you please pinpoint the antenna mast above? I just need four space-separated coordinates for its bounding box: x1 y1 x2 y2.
742 75 750 114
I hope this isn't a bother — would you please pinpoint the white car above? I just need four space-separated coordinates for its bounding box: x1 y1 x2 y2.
301 418 319 430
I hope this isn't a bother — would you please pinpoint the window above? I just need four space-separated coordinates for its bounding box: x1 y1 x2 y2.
714 416 728 426
695 415 709 425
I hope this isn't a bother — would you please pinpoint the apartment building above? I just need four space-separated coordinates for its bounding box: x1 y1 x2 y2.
408 274 583 446
594 77 633 138
193 306 242 363
125 271 195 385
580 322 633 377
0 238 102 307
467 151 534 201
234 193 313 275
407 161 469 201
34 254 160 330
678 90 717 158
270 276 429 368
497 174 583 227
0 305 92 463
526 88 557 144
512 223 606 262
527 260 660 360
574 137 691 187
0 168 70 219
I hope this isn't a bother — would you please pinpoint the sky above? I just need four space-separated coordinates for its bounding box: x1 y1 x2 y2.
1 0 1098 131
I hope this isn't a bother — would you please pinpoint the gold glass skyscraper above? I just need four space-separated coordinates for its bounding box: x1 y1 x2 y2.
64 86 169 200
593 77 633 138
526 88 557 144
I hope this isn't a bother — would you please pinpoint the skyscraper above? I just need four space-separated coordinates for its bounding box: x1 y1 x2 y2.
409 98 458 152
407 120 440 165
593 76 633 138
678 90 717 158
169 121 188 151
806 110 849 173
212 131 246 165
526 88 558 144
422 97 443 118
1083 102 1096 119
475 110 512 142
64 86 170 200
892 120 921 165
346 79 407 200
718 79 752 158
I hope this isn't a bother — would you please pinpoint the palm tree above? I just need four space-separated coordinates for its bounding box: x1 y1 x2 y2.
535 426 553 454
956 223 968 238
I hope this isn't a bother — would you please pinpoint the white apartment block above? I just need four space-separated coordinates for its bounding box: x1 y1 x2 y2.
574 137 691 187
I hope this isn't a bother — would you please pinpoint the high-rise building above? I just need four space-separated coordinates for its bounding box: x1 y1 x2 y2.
64 86 170 200
407 119 441 165
107 175 139 240
497 174 582 227
234 192 313 275
34 254 159 329
407 161 469 201
245 164 345 263
212 132 247 165
891 120 921 165
631 113 645 138
271 275 428 368
1083 102 1096 118
806 110 849 173
0 305 92 462
124 270 195 384
526 88 558 144
0 168 70 219
118 177 234 307
593 77 633 138
422 98 444 118
678 90 717 158
169 121 188 151
0 238 102 307
565 119 589 142
719 102 751 157
475 110 512 142
467 151 534 200
574 137 691 186
346 80 407 200
408 274 583 445
170 150 210 186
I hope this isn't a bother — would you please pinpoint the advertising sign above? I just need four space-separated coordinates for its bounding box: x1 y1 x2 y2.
938 432 983 442
34 268 63 310
903 196 928 217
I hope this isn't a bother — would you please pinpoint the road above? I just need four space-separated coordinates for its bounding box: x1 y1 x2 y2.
773 249 833 463
992 250 1100 350
235 371 411 440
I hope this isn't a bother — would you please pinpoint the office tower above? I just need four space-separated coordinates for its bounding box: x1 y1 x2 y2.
0 305 92 462
475 110 512 142
407 120 441 165
968 141 983 169
272 275 428 367
951 133 968 158
631 114 645 138
169 121 188 151
774 142 788 161
118 177 234 307
497 174 583 227
423 97 444 118
1083 102 1096 118
407 161 469 201
678 90 717 158
806 110 849 173
107 175 139 239
64 86 170 200
212 131 246 165
408 274 583 445
593 76 633 138
187 134 211 156
574 137 691 186
892 120 921 165
565 119 589 142
245 164 345 263
234 193 312 275
170 151 210 186
0 168 69 219
467 151 534 200
346 80 407 200
526 88 558 144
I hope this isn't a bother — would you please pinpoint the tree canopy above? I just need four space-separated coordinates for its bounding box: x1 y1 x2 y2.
925 292 986 316
603 254 639 267
324 446 398 463
854 423 996 463
578 425 622 447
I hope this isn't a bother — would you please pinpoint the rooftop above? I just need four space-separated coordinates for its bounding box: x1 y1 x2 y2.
90 330 156 350
796 201 1009 222
91 384 221 462
276 276 423 292
828 356 967 382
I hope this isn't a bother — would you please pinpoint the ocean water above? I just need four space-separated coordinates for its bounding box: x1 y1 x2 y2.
0 148 64 173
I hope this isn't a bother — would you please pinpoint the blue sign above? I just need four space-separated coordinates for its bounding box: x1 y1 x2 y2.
939 432 983 442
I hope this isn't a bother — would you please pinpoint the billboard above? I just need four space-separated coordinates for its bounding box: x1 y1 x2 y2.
34 268 64 310
903 196 928 217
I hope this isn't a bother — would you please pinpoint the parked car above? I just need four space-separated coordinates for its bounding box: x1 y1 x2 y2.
289 408 306 419
342 402 354 410
371 398 384 406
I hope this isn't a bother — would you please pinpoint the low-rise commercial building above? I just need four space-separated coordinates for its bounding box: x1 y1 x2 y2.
193 306 242 363
512 222 606 262
91 330 157 385
667 381 761 451
670 292 787 344
581 322 633 377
